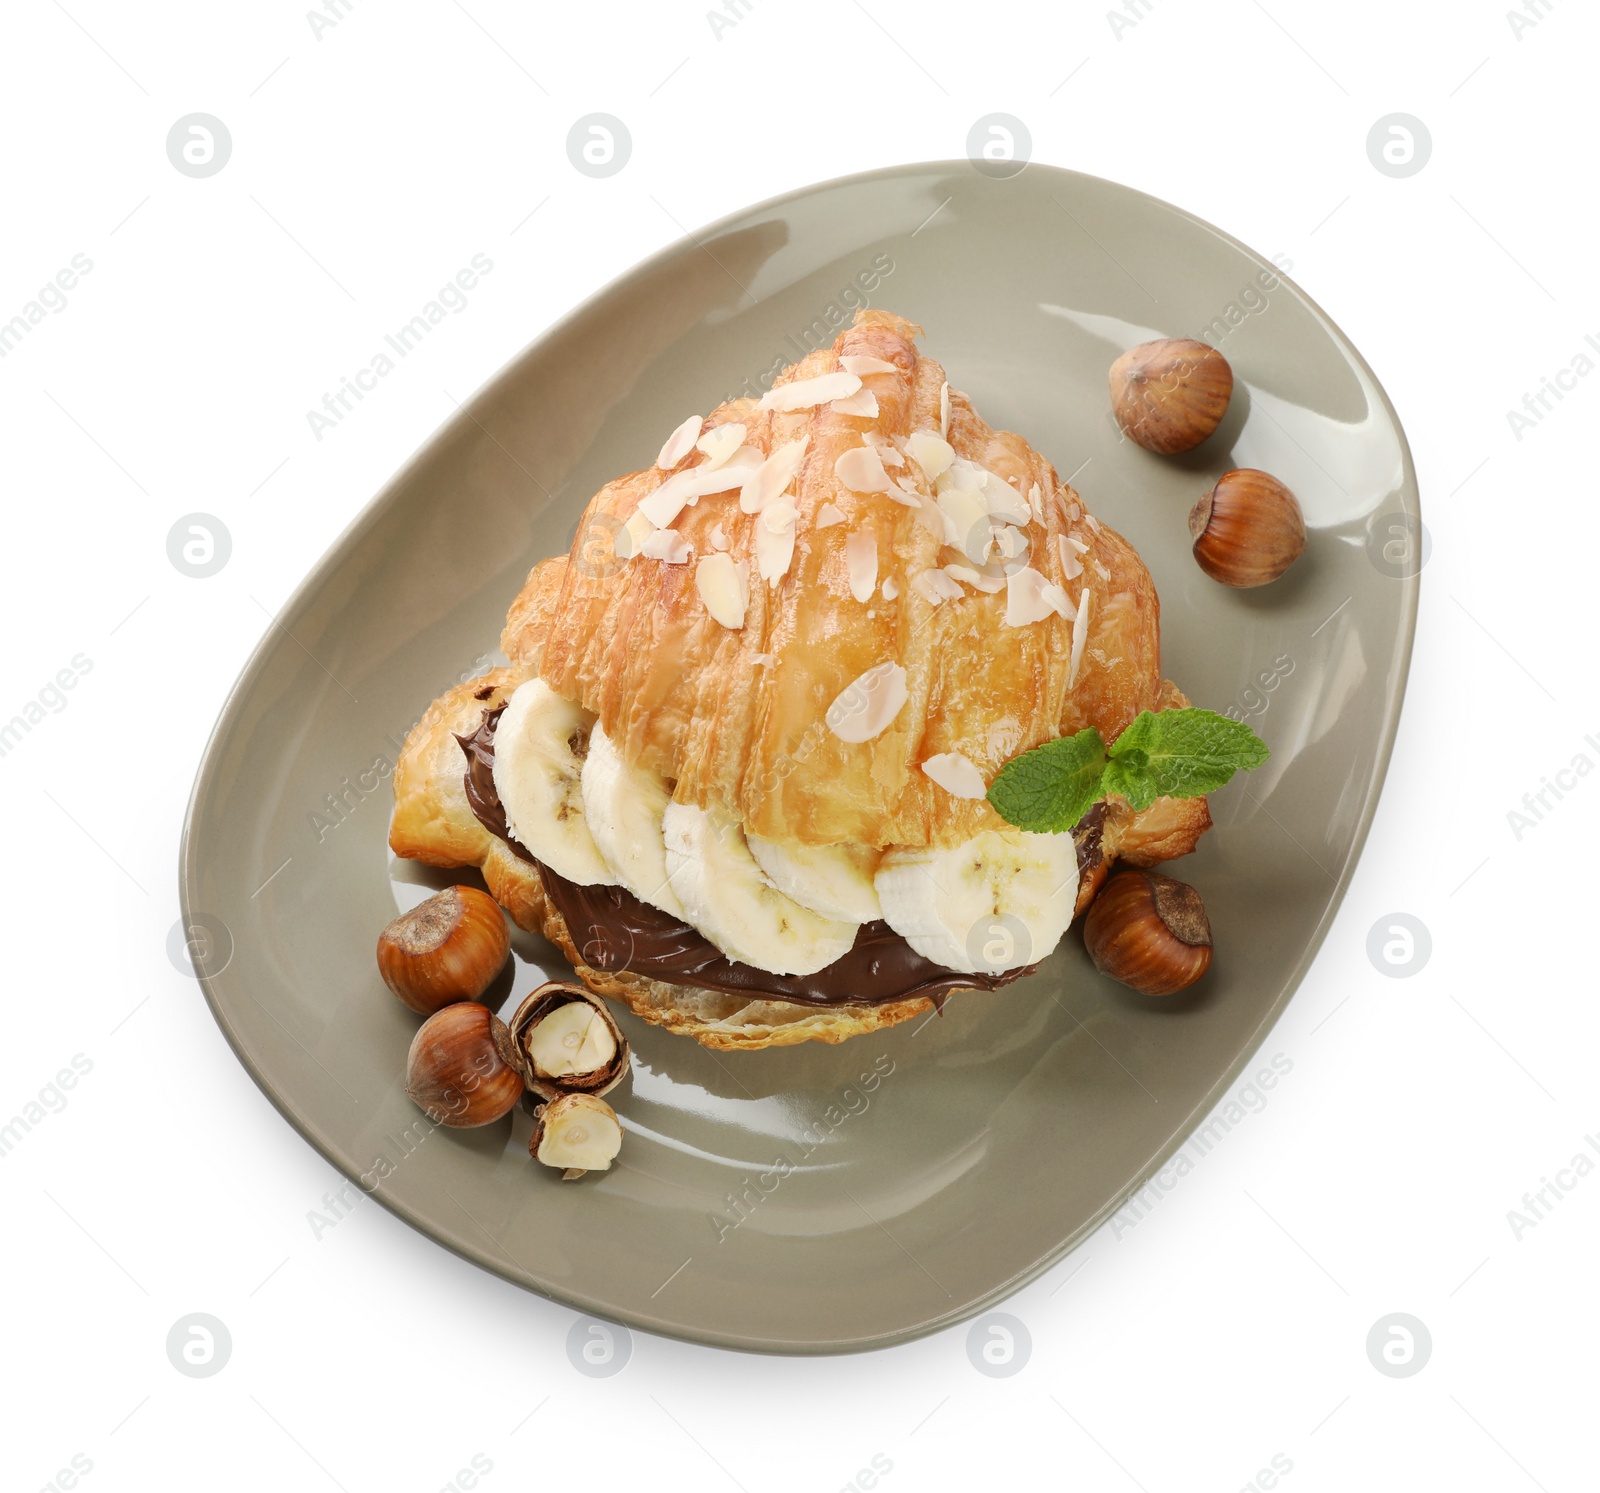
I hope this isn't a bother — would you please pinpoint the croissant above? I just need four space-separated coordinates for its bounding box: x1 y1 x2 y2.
392 310 1209 1049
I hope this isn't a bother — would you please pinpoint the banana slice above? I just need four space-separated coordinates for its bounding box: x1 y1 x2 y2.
579 723 685 918
747 835 883 924
663 803 859 976
874 829 1078 975
491 679 616 887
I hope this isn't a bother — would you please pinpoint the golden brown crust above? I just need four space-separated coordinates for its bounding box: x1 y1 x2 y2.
502 310 1165 850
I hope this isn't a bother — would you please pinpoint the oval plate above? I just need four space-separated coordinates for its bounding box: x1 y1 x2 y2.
181 161 1418 1354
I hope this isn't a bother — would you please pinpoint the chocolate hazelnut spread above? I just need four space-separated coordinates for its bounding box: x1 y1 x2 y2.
456 709 1101 1010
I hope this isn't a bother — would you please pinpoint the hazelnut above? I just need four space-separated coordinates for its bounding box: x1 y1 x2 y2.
1109 339 1233 454
529 1093 624 1180
405 1002 524 1127
1189 469 1306 587
507 982 630 1103
377 886 510 1015
1084 870 1212 996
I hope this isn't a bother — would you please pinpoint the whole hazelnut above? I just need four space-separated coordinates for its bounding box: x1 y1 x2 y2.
1189 468 1306 587
377 886 510 1015
405 1002 524 1127
1109 338 1233 454
1084 869 1212 996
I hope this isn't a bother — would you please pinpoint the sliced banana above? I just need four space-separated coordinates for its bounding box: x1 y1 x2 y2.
663 803 858 976
491 679 616 887
747 835 883 924
579 723 685 918
874 829 1078 975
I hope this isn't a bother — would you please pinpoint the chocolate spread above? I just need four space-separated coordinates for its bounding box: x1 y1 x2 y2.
456 709 1101 1010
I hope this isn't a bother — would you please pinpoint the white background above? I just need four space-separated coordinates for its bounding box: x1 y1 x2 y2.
2 1 1595 1489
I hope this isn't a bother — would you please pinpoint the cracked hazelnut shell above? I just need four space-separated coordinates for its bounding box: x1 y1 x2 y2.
529 1093 624 1180
507 982 630 1104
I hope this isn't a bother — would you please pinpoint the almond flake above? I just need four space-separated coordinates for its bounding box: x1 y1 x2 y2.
881 576 899 600
656 414 702 470
993 525 1030 561
834 445 892 494
1057 533 1083 579
640 529 693 564
613 509 654 561
921 751 987 800
845 530 878 603
739 437 809 514
751 652 776 667
911 571 947 607
696 422 747 469
1066 535 1090 555
840 354 899 375
939 381 951 440
907 430 954 482
1028 482 1044 524
695 552 747 629
944 563 1005 595
639 462 750 529
710 523 730 551
982 470 1032 526
1069 587 1092 685
756 503 797 585
887 478 923 508
758 372 861 412
937 487 989 561
829 388 880 418
825 661 908 743
1004 566 1071 628
816 502 847 528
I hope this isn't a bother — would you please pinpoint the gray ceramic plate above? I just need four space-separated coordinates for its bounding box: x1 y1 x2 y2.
181 161 1418 1354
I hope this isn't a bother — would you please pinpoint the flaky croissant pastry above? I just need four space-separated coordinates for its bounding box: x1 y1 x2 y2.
391 310 1209 1049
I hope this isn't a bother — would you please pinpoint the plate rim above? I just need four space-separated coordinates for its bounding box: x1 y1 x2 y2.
180 158 1420 1355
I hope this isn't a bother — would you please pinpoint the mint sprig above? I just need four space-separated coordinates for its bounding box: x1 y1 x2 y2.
986 708 1268 832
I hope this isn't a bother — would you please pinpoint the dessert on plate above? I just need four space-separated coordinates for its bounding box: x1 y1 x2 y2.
389 310 1211 1050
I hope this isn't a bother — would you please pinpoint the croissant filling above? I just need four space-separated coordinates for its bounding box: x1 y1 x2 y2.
455 705 1107 1007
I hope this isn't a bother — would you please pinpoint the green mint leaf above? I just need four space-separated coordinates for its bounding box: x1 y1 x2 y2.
986 727 1108 832
1107 708 1269 802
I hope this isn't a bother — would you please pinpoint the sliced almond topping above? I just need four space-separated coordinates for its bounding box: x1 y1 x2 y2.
612 509 654 561
886 478 922 508
829 387 880 418
739 437 809 514
756 502 797 585
695 552 746 629
910 571 947 607
640 529 693 564
937 487 989 561
825 661 908 744
639 462 750 529
1028 482 1044 524
993 525 1030 562
845 530 878 603
758 371 861 412
710 522 730 551
695 422 747 469
840 354 899 376
906 430 954 482
751 652 776 667
921 751 987 800
1004 566 1072 628
1069 586 1092 685
939 381 951 439
982 470 1032 526
656 414 702 470
816 502 847 528
1057 533 1083 579
881 576 900 601
944 562 1005 595
834 445 892 494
